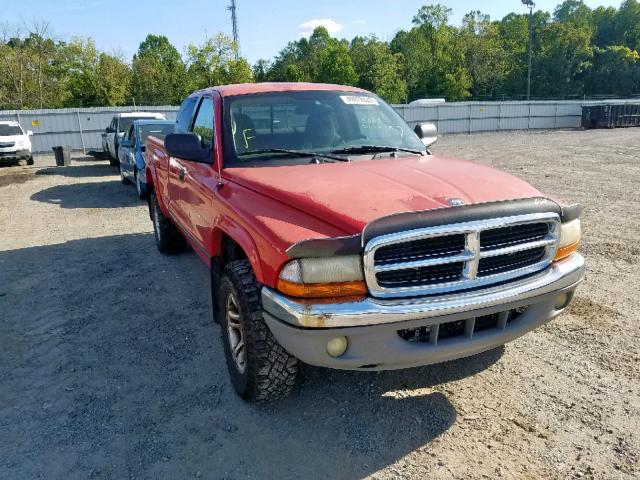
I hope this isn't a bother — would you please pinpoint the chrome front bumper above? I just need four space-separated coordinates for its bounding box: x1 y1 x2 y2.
261 254 585 371
262 254 585 329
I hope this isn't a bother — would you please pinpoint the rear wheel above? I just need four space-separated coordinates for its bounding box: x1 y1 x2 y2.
120 167 130 184
149 192 186 254
218 260 299 402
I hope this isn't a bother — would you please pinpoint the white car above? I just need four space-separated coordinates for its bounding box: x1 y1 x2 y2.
0 121 34 166
104 112 166 166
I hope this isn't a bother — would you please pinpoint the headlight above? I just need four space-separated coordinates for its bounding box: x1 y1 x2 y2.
554 219 581 261
277 255 367 298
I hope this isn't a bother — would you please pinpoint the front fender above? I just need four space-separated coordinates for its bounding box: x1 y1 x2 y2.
212 216 264 283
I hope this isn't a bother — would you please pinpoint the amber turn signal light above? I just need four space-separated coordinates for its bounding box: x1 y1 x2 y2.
553 241 579 262
276 279 368 298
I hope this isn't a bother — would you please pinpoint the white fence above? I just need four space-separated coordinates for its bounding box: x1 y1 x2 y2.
1 99 638 153
393 98 640 133
0 106 178 154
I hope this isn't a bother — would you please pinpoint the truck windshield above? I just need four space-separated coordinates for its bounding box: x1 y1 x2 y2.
0 125 23 136
138 123 175 146
223 90 425 167
120 116 162 133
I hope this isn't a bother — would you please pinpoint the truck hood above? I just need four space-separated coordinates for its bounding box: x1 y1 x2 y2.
224 155 545 235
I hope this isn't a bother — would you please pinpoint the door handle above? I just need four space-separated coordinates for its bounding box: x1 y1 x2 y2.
178 168 185 182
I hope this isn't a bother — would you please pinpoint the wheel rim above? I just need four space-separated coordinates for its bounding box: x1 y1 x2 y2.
226 293 246 374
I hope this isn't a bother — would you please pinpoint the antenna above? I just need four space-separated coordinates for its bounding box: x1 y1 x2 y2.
227 0 240 60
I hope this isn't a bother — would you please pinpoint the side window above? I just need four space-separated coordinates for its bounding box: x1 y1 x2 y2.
191 97 215 150
176 96 198 133
128 126 135 144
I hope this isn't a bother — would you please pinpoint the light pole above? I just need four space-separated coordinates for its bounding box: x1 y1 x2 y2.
522 0 535 100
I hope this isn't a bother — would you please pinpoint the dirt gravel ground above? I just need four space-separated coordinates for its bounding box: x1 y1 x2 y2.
0 129 638 480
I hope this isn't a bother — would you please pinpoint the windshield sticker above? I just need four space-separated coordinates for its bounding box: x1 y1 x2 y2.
340 95 379 106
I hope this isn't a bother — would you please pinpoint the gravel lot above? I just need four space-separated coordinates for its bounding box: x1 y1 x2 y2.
0 129 638 479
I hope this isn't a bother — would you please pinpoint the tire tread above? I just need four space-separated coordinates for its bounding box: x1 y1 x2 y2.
220 260 298 402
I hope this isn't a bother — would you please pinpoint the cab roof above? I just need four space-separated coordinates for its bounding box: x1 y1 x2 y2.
117 112 166 118
132 119 174 125
198 82 369 98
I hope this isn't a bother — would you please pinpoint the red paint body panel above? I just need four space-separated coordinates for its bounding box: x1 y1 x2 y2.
207 82 368 97
147 83 551 289
223 156 544 235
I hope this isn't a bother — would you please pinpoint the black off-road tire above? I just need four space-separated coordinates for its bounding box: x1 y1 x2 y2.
120 167 130 185
109 155 118 167
218 260 299 402
149 192 186 254
27 156 34 166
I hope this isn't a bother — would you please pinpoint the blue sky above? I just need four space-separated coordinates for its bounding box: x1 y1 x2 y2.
3 0 621 63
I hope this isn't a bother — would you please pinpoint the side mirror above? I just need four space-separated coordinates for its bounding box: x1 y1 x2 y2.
27 130 34 136
414 122 438 147
165 133 212 163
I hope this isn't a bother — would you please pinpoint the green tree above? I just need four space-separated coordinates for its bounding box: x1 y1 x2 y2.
391 4 471 100
591 6 620 47
461 12 507 98
94 53 131 106
252 59 271 82
617 0 640 50
186 33 252 90
316 41 358 85
131 34 187 105
266 26 359 86
554 0 593 30
584 46 639 96
533 20 593 97
349 36 407 103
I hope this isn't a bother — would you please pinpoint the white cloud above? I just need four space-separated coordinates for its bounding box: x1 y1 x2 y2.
298 18 343 36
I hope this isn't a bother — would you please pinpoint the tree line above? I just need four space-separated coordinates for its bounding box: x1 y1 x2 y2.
1 1 640 110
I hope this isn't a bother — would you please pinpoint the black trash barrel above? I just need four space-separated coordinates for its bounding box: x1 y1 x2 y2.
581 106 593 129
52 146 71 166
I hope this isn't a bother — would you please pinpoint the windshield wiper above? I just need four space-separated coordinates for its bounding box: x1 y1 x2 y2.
330 145 423 156
238 148 349 162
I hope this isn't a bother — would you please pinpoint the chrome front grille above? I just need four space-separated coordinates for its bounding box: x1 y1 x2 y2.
364 213 560 298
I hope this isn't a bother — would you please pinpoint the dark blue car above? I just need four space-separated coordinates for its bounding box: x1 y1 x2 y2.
118 120 175 198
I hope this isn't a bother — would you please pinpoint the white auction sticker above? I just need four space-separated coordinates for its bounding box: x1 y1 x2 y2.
340 95 379 106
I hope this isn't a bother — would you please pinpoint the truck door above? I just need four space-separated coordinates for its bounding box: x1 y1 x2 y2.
166 95 199 235
178 95 216 253
107 117 117 158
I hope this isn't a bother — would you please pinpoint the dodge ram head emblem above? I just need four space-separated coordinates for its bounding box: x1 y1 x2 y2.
447 197 465 206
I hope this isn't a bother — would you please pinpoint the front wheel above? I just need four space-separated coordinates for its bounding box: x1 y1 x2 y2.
120 166 130 184
27 156 34 166
218 260 299 402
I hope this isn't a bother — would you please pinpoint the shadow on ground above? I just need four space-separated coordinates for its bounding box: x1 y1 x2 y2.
31 179 141 208
36 164 116 178
0 234 503 479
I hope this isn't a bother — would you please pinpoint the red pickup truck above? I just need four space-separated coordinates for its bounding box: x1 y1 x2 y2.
146 83 584 402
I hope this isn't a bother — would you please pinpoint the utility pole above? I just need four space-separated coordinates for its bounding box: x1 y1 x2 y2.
522 0 535 100
227 0 239 60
